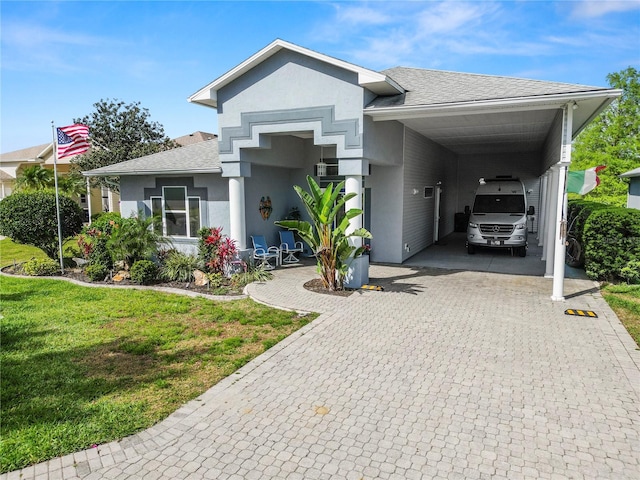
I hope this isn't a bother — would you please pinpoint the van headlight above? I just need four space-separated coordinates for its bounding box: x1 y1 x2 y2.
516 223 526 230
469 222 477 228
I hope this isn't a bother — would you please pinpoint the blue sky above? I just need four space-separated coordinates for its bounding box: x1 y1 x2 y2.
2 0 639 153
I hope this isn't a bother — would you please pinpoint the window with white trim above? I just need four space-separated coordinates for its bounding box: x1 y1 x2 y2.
151 186 201 237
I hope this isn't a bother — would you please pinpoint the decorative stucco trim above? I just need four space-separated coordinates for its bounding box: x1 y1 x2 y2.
219 106 361 156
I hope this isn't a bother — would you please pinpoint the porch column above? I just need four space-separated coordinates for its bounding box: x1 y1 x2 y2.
229 176 247 250
344 175 363 245
544 166 559 277
86 178 92 225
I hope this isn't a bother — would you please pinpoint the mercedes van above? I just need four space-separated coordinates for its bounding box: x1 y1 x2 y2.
466 177 533 257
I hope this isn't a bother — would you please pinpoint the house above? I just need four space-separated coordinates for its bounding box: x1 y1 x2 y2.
84 39 621 299
0 142 118 217
620 167 640 209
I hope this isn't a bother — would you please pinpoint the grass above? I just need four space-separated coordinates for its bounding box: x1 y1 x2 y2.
0 238 48 266
602 283 640 348
0 240 316 472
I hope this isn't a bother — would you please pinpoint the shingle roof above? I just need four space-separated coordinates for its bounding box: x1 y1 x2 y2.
369 67 610 108
83 139 221 177
620 167 640 178
0 143 51 162
174 131 217 146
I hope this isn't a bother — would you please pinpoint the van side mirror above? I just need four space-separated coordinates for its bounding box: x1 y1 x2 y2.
527 206 535 215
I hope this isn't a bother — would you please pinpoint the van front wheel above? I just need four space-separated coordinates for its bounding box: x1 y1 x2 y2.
467 244 476 255
517 246 527 257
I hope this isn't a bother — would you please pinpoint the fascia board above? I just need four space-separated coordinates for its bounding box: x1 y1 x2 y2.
188 39 403 108
83 167 222 177
365 90 622 121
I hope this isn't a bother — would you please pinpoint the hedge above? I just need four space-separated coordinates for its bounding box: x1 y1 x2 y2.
580 205 640 281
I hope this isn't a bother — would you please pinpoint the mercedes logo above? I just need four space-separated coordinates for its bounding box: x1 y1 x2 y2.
492 225 501 233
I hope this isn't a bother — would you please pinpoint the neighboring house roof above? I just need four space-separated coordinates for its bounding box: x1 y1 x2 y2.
0 143 51 162
620 167 640 178
189 39 404 108
0 170 14 181
371 67 611 108
83 139 221 177
174 131 217 146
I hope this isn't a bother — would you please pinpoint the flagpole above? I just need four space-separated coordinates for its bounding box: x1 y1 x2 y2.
51 121 65 273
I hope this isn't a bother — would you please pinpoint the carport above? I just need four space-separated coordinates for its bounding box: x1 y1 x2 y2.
365 81 620 300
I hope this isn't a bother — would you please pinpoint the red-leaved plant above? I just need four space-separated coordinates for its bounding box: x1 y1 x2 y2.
198 227 238 275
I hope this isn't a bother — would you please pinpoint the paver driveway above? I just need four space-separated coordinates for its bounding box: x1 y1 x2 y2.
4 264 639 480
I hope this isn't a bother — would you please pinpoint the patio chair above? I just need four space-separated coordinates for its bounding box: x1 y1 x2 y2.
279 230 304 264
251 235 280 270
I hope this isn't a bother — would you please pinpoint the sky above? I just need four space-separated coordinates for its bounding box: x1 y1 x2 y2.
1 0 639 153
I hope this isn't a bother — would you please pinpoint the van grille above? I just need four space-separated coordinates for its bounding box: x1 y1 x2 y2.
479 224 514 235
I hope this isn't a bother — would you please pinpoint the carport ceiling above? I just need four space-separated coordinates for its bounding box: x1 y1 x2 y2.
399 109 558 156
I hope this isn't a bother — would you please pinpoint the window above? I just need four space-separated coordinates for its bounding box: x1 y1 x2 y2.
151 186 200 237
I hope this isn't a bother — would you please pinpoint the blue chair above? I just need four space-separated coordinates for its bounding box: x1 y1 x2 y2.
279 230 304 264
251 235 280 270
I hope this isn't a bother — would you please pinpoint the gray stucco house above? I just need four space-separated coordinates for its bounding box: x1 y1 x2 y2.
84 39 620 299
620 167 640 209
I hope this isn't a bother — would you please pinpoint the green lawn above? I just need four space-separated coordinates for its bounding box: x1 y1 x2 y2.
0 239 315 472
0 238 48 266
602 284 640 348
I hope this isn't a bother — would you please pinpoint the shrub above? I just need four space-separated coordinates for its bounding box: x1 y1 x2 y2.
85 263 110 282
620 261 640 285
198 227 238 275
130 260 158 285
160 251 199 282
567 200 610 249
0 192 83 259
583 207 640 281
20 258 59 276
108 215 166 269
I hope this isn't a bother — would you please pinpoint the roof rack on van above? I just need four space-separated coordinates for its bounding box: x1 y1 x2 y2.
485 176 520 182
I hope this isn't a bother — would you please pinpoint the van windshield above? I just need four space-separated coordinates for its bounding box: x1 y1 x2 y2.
473 195 525 214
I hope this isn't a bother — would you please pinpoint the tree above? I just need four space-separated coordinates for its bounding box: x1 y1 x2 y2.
71 99 178 192
275 176 371 291
14 165 53 192
0 192 84 259
571 67 640 206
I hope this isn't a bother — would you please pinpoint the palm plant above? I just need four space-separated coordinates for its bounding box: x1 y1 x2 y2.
107 214 167 269
14 165 54 192
275 175 371 291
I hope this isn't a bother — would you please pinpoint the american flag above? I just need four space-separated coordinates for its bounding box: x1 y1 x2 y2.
56 123 90 159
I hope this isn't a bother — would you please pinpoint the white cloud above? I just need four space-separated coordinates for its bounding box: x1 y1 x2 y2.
332 4 392 26
570 0 640 18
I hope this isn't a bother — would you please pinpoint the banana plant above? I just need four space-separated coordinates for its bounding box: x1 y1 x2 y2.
275 175 371 290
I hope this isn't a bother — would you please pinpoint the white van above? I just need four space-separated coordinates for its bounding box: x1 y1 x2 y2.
466 177 534 257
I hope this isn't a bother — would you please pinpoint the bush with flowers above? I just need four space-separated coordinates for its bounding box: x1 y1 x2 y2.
197 226 240 275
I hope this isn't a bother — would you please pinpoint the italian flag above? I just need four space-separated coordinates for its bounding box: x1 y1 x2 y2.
567 165 606 195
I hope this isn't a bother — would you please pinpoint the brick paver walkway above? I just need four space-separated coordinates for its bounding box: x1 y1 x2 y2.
3 263 639 479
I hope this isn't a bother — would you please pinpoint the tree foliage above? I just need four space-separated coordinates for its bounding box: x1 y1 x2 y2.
71 99 178 192
571 67 640 206
276 176 371 291
15 165 86 197
0 192 84 259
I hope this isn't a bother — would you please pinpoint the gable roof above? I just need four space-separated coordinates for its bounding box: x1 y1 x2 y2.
188 39 404 109
83 139 221 177
370 67 614 109
174 131 217 146
620 167 640 178
0 143 51 162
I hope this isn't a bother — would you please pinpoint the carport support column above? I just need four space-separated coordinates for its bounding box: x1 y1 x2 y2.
544 166 559 277
229 177 247 250
551 104 573 301
551 165 568 300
